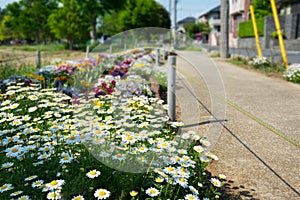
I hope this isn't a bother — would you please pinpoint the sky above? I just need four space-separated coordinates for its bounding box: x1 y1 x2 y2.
1 0 220 22
156 0 220 21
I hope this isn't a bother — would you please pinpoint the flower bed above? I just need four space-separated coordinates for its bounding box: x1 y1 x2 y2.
284 63 300 83
0 48 225 200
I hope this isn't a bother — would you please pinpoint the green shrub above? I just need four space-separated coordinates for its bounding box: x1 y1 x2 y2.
270 31 286 39
238 18 264 38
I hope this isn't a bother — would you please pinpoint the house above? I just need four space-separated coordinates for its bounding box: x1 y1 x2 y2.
197 5 221 46
229 0 252 47
277 0 300 15
177 16 196 31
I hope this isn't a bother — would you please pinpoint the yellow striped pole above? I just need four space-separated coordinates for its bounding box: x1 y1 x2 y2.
270 0 289 68
250 5 263 59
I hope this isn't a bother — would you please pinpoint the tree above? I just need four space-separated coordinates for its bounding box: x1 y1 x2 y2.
0 15 13 41
98 12 122 36
76 0 126 43
5 0 58 43
118 0 171 31
252 0 272 19
48 0 90 49
184 23 212 39
0 8 5 21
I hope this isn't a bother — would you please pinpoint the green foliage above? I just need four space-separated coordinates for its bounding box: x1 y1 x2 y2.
153 70 167 91
270 31 286 39
238 18 264 38
4 0 58 43
0 15 13 41
75 0 126 43
99 12 122 36
184 23 211 39
48 0 90 50
0 63 36 80
252 0 272 19
117 0 171 31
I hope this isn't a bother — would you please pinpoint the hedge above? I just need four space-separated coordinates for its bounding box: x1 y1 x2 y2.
238 18 265 38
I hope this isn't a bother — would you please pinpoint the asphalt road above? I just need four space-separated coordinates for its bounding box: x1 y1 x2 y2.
200 44 300 64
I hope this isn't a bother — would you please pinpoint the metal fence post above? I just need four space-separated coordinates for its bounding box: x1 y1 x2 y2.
109 44 112 55
168 55 176 121
156 48 160 66
36 50 41 71
86 46 90 58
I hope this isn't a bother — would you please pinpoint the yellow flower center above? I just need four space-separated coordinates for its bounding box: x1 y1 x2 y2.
63 156 69 160
90 171 97 175
1 185 7 190
12 148 19 153
99 191 106 196
50 180 58 186
116 154 123 158
69 135 76 140
150 189 156 194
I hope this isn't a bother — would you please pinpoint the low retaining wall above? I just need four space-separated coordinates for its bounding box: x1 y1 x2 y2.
237 37 265 49
238 37 300 51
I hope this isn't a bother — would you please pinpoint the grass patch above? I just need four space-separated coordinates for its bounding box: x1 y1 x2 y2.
0 63 36 80
0 44 67 52
228 56 286 79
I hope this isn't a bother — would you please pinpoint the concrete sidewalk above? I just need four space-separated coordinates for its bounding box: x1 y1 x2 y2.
173 51 300 200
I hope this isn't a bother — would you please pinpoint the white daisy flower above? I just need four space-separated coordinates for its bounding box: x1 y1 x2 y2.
17 195 31 200
193 145 204 153
175 177 189 188
184 194 199 200
10 103 19 109
189 186 199 195
219 174 226 179
10 190 23 196
46 180 65 190
0 183 14 193
31 180 44 188
59 153 74 164
28 107 37 113
28 95 38 101
46 191 61 200
71 195 85 200
112 153 126 161
210 178 221 187
1 162 14 169
94 188 110 199
86 170 101 179
25 175 38 181
145 187 160 197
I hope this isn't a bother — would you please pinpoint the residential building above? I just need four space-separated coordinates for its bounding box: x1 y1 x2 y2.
197 5 221 46
229 0 252 47
177 17 196 31
277 0 300 15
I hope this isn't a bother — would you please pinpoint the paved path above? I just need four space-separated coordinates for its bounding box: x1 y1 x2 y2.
173 51 300 200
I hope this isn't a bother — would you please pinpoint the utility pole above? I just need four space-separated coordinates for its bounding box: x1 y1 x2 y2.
173 0 177 46
220 0 229 58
